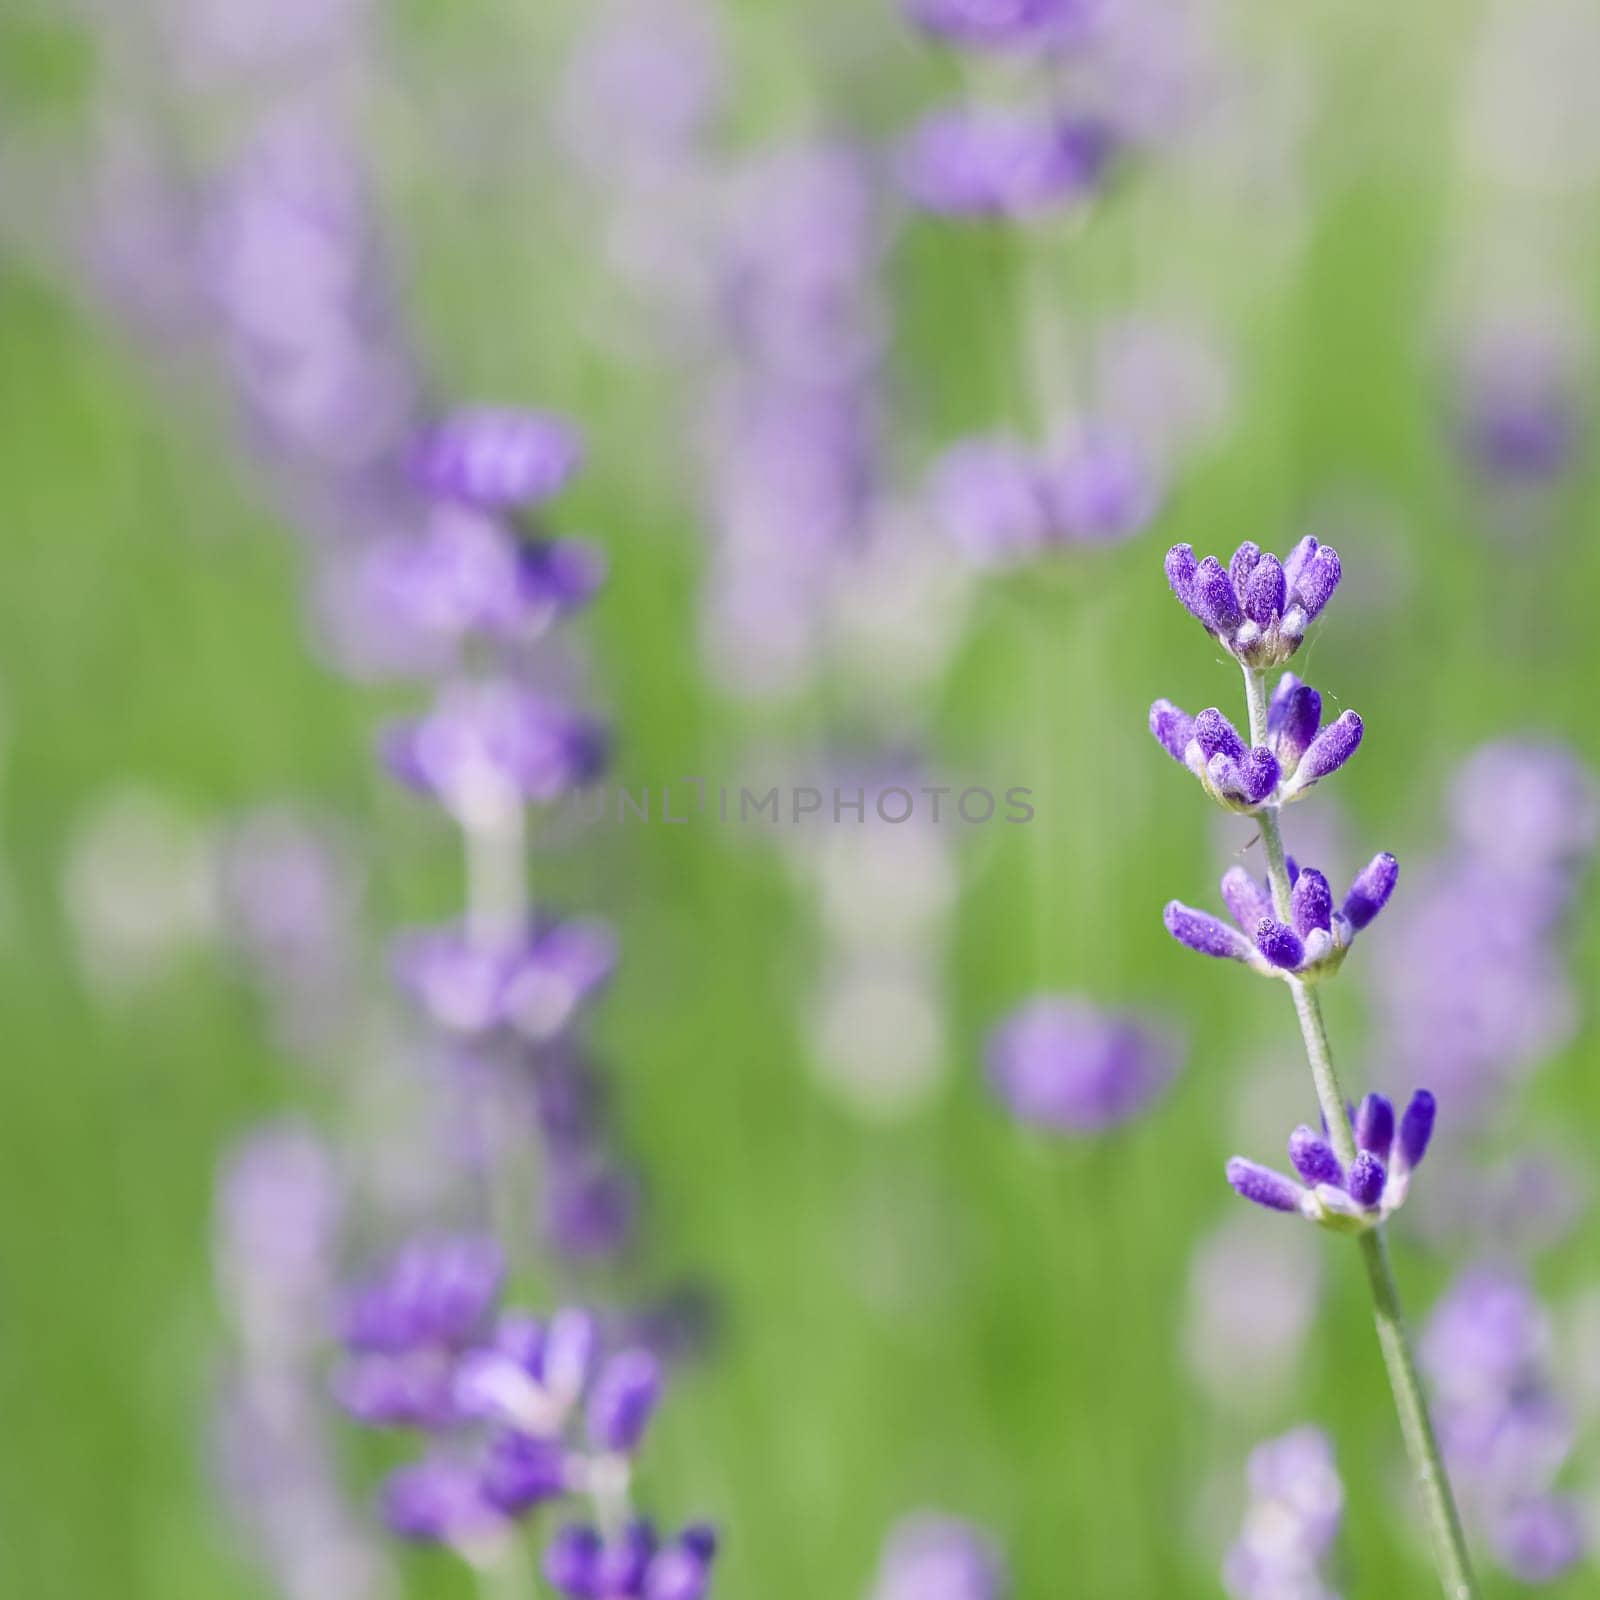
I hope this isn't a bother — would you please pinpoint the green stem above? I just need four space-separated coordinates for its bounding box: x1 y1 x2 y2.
1240 665 1478 1600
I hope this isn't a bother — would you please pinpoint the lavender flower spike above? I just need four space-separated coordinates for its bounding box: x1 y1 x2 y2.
1164 538 1341 666
410 408 585 510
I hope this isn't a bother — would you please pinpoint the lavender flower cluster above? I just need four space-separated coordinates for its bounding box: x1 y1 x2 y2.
1223 1427 1344 1600
336 1235 715 1594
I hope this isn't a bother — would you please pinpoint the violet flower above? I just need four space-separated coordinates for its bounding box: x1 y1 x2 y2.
409 408 585 510
544 1521 718 1600
1164 537 1341 667
986 996 1180 1133
902 0 1098 53
869 1514 1009 1600
1163 852 1397 981
900 107 1114 220
1224 1090 1436 1234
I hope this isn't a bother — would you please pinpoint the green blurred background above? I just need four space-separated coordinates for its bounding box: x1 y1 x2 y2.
2 0 1598 1596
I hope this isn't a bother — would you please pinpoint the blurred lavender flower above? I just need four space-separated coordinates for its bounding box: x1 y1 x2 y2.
409 410 585 511
544 1520 718 1599
1223 1427 1343 1600
1452 318 1585 486
987 996 1180 1133
383 681 608 824
869 1514 1008 1600
901 108 1114 219
929 426 1160 566
1366 739 1595 1127
902 0 1098 53
1225 1089 1435 1234
393 916 617 1041
1422 1268 1587 1585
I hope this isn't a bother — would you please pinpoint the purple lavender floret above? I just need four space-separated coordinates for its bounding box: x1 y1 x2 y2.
1164 854 1396 980
410 408 585 510
902 0 1097 53
986 996 1180 1133
1164 538 1341 665
870 1514 1009 1600
381 1456 506 1548
368 508 606 646
585 1348 664 1453
1224 1089 1437 1231
544 1521 718 1599
481 1431 570 1515
901 108 1113 220
1044 427 1162 541
383 681 608 824
393 915 618 1040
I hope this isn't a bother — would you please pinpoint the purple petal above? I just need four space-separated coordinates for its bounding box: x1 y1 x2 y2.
1281 534 1319 592
1238 746 1281 805
1354 1094 1395 1165
585 1349 663 1454
1347 1152 1386 1207
1164 901 1256 962
1342 851 1399 930
1243 553 1286 627
1293 710 1362 788
1397 1090 1436 1173
1267 678 1322 774
1292 544 1342 621
1255 917 1305 970
411 409 584 510
1190 556 1242 634
1165 542 1200 613
1219 865 1273 932
1192 706 1246 763
544 1524 605 1597
1290 868 1333 937
1288 1126 1343 1189
482 1432 570 1514
1148 698 1194 764
1226 1157 1305 1213
1228 540 1261 597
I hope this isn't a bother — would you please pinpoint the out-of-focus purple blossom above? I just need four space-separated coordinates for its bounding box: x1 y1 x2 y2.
381 1456 507 1550
556 0 725 181
542 1156 642 1262
1422 1268 1587 1584
1044 425 1162 541
1165 538 1340 667
1223 1427 1343 1600
216 1123 344 1358
1449 739 1599 872
585 1349 663 1453
1365 739 1595 1128
365 509 606 646
869 1513 1009 1600
986 995 1180 1133
901 107 1114 220
393 916 617 1041
931 426 1160 566
544 1521 718 1599
1453 319 1585 485
902 0 1099 53
929 438 1055 568
1094 317 1233 470
204 112 419 472
1224 1090 1435 1233
383 681 607 824
409 410 584 511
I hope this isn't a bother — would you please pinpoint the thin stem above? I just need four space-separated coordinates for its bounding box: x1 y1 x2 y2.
1240 664 1478 1600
